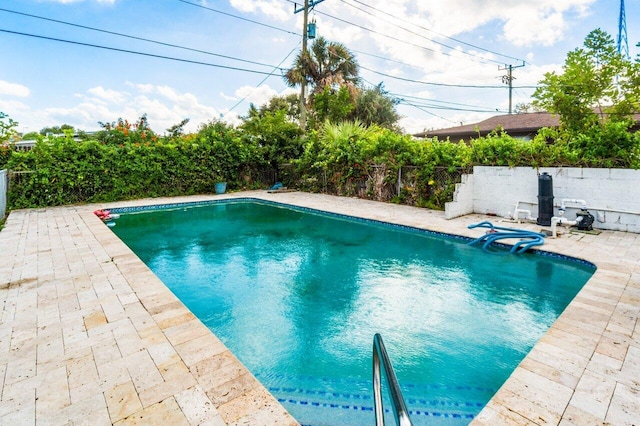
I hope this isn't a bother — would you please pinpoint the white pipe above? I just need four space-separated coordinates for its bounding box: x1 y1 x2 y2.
510 201 536 222
560 198 587 210
551 215 583 238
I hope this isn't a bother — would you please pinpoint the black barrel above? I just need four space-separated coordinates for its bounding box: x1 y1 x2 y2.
537 172 554 226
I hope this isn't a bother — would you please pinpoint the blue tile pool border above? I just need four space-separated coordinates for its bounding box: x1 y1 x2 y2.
106 198 597 270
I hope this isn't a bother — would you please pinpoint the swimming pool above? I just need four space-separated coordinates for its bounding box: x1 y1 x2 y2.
109 199 595 425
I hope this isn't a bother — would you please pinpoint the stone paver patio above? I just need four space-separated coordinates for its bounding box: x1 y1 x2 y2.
0 191 639 425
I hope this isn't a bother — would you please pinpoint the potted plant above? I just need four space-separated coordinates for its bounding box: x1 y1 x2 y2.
213 169 227 194
214 180 227 194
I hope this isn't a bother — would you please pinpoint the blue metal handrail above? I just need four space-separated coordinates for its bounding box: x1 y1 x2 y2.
373 333 412 426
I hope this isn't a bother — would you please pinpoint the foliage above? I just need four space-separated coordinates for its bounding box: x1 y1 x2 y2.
1 112 19 144
6 114 640 210
240 109 302 172
565 119 640 168
351 83 400 130
310 86 355 125
308 83 400 130
195 119 260 183
166 118 190 140
284 36 359 95
282 39 403 130
248 94 300 123
6 29 640 216
21 131 41 141
6 118 265 209
533 29 640 133
0 144 11 170
95 114 157 145
39 124 74 136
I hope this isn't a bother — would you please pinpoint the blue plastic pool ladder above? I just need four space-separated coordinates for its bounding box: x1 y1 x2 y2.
467 221 546 254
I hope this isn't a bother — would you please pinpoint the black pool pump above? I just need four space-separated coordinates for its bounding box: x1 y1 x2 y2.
537 172 554 226
576 208 595 231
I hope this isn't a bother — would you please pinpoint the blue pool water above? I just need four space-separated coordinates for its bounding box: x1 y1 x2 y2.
109 200 595 425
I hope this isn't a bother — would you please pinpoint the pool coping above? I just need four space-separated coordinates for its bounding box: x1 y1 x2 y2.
1 191 639 425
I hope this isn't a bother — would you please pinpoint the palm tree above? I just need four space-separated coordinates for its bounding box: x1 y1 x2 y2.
284 37 359 95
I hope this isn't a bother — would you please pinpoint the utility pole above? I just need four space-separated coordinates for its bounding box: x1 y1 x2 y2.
499 62 525 114
294 0 324 129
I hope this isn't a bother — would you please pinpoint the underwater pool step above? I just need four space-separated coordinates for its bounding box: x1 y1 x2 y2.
270 388 480 420
270 386 485 408
275 395 476 422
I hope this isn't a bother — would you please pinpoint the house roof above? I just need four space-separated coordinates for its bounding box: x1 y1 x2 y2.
414 111 640 141
413 112 559 140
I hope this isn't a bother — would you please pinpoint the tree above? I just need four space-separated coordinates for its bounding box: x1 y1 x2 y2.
96 114 156 145
0 112 19 143
246 94 300 123
311 86 355 125
532 29 640 133
284 36 359 95
513 102 544 114
39 124 74 136
166 118 190 139
308 83 401 130
351 83 400 130
241 108 303 171
21 131 41 141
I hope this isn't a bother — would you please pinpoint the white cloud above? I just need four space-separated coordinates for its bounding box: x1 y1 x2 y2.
234 84 279 106
414 0 596 47
12 83 225 134
502 7 566 47
220 92 238 101
0 99 27 111
126 82 154 94
86 86 127 104
312 20 363 46
0 80 30 97
230 0 289 22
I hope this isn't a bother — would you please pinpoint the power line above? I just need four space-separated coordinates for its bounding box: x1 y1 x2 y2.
227 43 301 113
351 49 537 91
359 75 503 111
0 7 283 70
397 99 506 114
342 0 525 64
358 76 503 117
178 0 300 37
359 62 535 89
389 92 506 113
284 0 511 67
325 46 537 92
0 29 279 76
398 99 458 124
351 48 421 68
337 0 505 66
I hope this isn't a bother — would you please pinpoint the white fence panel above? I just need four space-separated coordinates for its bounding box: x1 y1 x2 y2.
0 170 6 219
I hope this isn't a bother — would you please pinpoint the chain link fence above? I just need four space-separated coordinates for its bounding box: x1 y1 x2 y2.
4 164 471 211
284 165 472 210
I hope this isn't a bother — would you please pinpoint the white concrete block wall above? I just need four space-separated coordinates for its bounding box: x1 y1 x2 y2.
445 174 474 219
450 166 640 233
472 167 539 218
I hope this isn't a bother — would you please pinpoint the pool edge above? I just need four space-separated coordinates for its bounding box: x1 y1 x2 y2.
3 190 636 425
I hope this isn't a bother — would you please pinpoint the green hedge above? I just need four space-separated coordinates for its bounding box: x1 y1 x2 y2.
6 125 265 209
4 119 640 210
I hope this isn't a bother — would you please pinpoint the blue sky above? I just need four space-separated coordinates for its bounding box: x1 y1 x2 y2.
1 0 638 135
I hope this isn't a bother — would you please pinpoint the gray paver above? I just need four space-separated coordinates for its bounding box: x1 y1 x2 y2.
0 191 639 424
